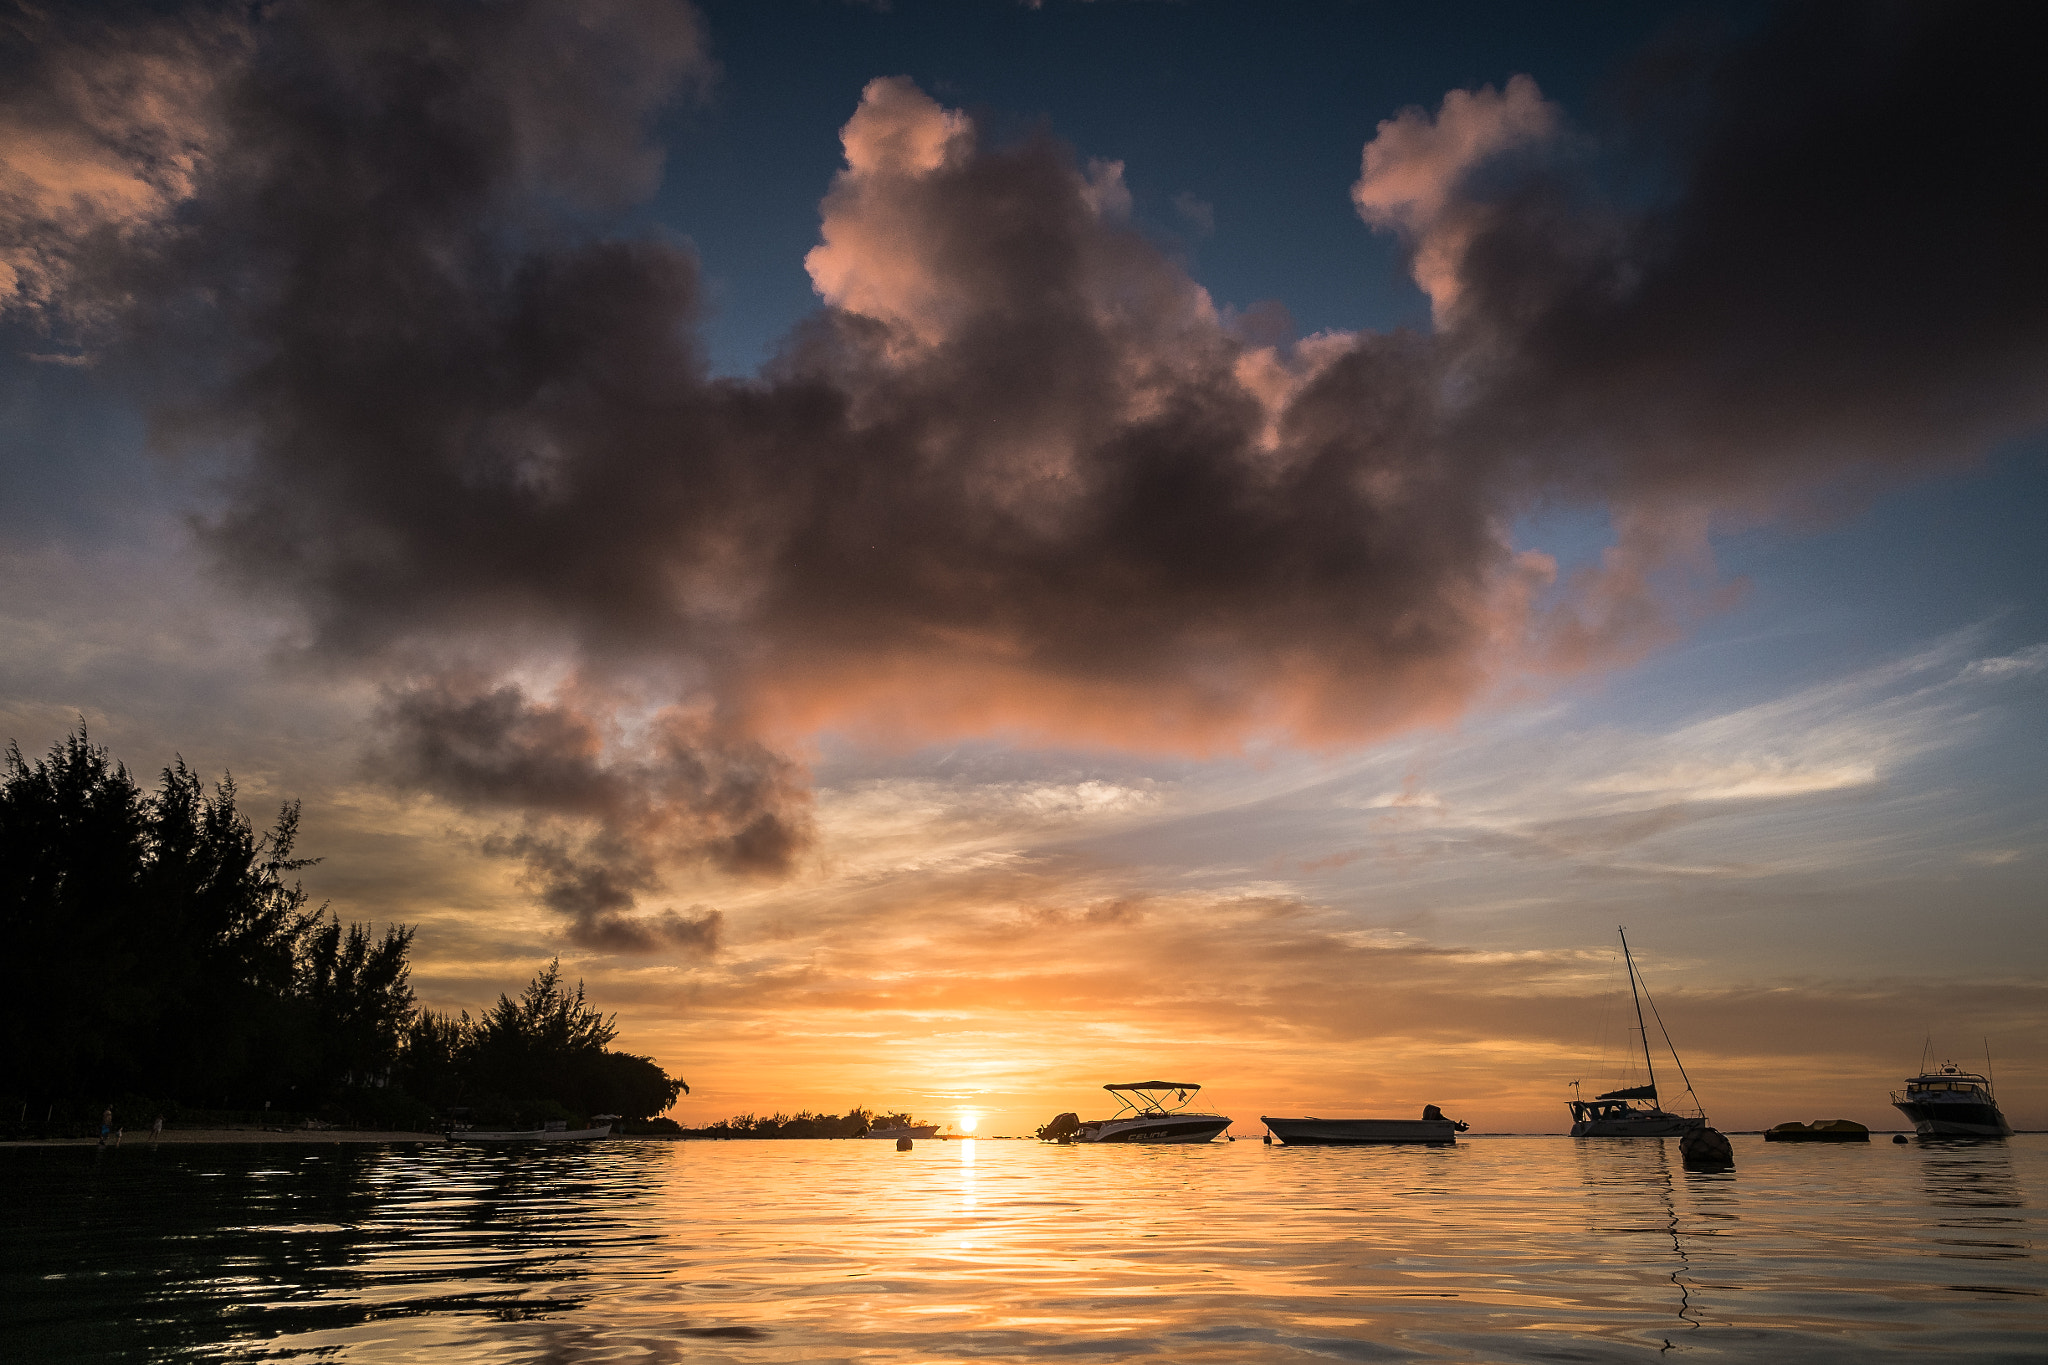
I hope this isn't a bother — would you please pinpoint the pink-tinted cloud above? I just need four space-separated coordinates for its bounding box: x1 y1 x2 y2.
9 0 2047 944
0 6 242 326
1351 73 1560 321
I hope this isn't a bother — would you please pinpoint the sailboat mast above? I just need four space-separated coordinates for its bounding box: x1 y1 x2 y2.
1619 927 1659 1097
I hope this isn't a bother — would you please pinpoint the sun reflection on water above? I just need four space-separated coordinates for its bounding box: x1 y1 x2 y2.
2 1136 2041 1362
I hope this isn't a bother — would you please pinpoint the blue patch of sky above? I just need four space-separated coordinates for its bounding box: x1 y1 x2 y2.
0 343 160 541
644 0 1723 375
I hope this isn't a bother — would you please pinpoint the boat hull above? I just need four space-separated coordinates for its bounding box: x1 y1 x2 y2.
864 1125 940 1140
450 1124 612 1144
1261 1117 1459 1145
1073 1115 1231 1144
1569 1112 1704 1138
1765 1121 1869 1143
1892 1101 2012 1138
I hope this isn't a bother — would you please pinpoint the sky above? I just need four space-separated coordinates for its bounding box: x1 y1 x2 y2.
2 0 2044 1137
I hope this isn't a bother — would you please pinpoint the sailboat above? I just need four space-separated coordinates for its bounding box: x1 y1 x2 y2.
1568 929 1709 1138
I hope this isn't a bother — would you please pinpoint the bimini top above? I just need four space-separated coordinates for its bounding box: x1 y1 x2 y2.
1106 1082 1200 1093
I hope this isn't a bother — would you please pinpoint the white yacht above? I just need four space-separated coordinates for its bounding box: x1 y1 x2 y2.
1568 929 1709 1139
1043 1082 1231 1144
1892 1063 2012 1137
863 1121 940 1140
449 1120 612 1144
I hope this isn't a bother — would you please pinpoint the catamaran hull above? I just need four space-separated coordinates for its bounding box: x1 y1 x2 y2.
1262 1117 1459 1145
1074 1116 1231 1144
1570 1113 1705 1138
1892 1102 2012 1137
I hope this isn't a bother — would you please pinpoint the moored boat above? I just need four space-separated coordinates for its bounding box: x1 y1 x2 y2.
1044 1082 1231 1144
1892 1063 2012 1137
450 1120 612 1144
1568 929 1709 1139
1764 1119 1870 1143
1261 1111 1465 1146
863 1123 940 1140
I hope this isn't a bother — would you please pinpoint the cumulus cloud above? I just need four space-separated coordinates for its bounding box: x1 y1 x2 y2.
0 4 242 327
1351 72 1560 321
9 0 2047 945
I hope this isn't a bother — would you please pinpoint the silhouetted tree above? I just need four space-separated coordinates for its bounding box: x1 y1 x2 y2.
0 731 151 1101
1 728 402 1112
458 960 686 1121
3 728 688 1128
294 914 417 1090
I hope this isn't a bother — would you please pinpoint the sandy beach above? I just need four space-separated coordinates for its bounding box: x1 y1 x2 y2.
3 1129 448 1147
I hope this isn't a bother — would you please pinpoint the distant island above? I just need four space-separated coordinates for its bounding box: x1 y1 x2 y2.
672 1108 933 1139
2 727 687 1140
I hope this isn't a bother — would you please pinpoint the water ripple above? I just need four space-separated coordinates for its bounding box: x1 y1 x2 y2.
2 1135 2041 1361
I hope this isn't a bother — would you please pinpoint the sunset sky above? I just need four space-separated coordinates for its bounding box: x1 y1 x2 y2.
3 0 2044 1136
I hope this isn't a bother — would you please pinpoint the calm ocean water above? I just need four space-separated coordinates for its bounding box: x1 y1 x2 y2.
3 1134 2041 1362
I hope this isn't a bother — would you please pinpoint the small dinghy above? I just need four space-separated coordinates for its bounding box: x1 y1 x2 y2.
1679 1126 1735 1167
449 1120 612 1144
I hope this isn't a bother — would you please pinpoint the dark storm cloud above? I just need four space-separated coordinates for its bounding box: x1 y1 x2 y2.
378 680 810 876
1442 1 2048 501
487 828 726 954
9 1 2046 939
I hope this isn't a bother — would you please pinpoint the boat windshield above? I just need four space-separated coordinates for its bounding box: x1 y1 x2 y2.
1908 1072 1990 1094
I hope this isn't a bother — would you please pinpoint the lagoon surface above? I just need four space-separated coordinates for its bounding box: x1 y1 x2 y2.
4 1135 2042 1363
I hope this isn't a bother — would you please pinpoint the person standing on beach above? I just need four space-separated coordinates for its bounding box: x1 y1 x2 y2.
99 1106 113 1147
151 1115 164 1141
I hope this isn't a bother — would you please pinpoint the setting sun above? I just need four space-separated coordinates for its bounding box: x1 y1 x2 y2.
958 1111 980 1134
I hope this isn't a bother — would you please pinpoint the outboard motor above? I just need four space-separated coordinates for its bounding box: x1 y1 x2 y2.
1423 1104 1470 1132
1036 1112 1082 1142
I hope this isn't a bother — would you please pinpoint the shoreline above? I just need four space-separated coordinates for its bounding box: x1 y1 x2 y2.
2 1128 449 1147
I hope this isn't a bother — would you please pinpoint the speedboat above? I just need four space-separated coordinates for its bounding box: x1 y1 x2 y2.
449 1120 612 1144
1567 929 1709 1139
1892 1063 2012 1137
1051 1082 1231 1143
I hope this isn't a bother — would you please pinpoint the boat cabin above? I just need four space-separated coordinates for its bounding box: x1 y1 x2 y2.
1567 1084 1662 1125
1895 1065 1994 1103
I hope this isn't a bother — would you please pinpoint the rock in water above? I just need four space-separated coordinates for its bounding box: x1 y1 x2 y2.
1680 1127 1734 1167
896 1136 913 1151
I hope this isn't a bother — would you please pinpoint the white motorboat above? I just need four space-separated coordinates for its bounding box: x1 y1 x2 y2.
1892 1062 2012 1137
1568 929 1708 1139
449 1120 612 1144
1048 1082 1231 1144
863 1122 940 1140
1261 1110 1466 1145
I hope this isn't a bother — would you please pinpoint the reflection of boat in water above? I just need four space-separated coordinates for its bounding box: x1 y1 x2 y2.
1262 1105 1467 1145
1892 1062 2012 1137
1569 929 1708 1139
450 1120 612 1144
1044 1082 1231 1144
